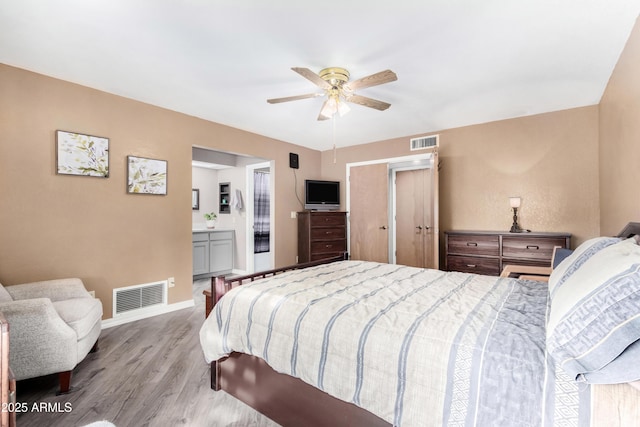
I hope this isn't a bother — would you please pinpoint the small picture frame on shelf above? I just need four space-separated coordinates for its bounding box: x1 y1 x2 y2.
56 130 109 177
127 155 167 195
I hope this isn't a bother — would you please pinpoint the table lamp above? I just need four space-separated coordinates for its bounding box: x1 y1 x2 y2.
509 197 523 233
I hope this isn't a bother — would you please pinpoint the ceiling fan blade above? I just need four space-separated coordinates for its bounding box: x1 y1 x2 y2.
292 67 332 90
267 92 324 104
317 99 332 121
344 69 397 92
346 94 391 111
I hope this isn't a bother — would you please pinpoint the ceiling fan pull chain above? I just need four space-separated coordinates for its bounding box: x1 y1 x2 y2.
332 114 337 164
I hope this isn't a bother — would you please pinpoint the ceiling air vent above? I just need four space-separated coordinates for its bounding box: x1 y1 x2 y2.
410 134 439 151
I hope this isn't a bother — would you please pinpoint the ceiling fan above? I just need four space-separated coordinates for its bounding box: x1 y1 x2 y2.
267 67 397 120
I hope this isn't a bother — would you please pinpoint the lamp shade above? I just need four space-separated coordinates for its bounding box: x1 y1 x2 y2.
509 197 521 208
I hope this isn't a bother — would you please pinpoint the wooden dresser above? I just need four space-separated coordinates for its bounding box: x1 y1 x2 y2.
298 211 347 263
444 230 571 276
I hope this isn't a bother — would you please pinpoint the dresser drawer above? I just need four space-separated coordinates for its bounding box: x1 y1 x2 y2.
311 239 347 254
310 213 346 227
310 227 346 240
502 236 567 262
447 235 500 257
447 255 501 276
501 257 551 268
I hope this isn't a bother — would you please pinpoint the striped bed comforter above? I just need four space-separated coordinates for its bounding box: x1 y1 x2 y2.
199 260 590 426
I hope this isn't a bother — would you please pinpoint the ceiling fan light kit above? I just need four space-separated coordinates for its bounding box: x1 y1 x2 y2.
318 91 350 121
267 66 397 121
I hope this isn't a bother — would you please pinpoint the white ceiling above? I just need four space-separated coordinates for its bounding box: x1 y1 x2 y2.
1 1 639 151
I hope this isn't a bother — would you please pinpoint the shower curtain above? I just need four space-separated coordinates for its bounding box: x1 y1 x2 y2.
254 171 270 253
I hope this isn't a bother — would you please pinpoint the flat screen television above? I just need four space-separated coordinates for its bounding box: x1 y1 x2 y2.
304 180 340 211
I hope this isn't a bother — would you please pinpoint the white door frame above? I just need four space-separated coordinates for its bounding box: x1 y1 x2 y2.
246 161 275 273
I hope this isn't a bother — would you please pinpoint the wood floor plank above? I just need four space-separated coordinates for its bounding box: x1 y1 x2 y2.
14 280 280 427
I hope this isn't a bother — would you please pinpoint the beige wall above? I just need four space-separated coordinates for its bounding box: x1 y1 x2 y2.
322 105 601 261
0 64 320 320
599 16 640 236
439 107 600 245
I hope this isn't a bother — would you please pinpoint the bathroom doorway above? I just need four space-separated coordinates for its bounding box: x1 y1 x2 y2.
246 161 274 272
192 147 274 274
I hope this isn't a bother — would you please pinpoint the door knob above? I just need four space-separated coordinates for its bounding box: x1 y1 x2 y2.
379 225 387 230
416 226 423 230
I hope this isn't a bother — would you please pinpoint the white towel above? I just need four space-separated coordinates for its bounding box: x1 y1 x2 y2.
232 189 244 210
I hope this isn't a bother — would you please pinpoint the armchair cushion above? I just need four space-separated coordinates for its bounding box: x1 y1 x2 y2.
0 284 12 303
52 298 102 340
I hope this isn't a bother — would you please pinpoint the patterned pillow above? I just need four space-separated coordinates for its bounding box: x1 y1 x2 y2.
552 248 574 269
547 237 640 383
548 236 621 298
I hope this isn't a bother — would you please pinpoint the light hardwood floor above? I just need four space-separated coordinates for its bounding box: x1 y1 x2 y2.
15 280 279 427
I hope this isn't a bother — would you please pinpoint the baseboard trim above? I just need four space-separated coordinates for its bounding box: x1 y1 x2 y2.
101 299 195 329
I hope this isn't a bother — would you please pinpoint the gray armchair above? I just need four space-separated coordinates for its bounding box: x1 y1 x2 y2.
0 278 102 394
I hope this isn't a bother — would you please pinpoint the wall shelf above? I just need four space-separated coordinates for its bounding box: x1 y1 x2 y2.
219 182 230 214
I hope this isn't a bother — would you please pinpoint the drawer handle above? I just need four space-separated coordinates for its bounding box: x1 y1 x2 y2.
526 245 540 250
466 242 478 247
325 231 333 235
325 244 333 248
466 264 477 268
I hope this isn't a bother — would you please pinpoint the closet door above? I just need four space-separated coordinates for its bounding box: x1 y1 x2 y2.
395 165 438 269
349 163 389 263
396 169 425 267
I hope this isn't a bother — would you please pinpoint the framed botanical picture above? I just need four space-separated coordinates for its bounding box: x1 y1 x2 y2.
56 130 109 177
127 155 168 195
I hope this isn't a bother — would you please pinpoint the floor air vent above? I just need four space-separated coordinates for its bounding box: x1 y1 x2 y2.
113 280 167 316
410 134 439 151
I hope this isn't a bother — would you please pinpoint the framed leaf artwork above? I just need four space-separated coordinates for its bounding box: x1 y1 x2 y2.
127 155 168 195
56 130 109 177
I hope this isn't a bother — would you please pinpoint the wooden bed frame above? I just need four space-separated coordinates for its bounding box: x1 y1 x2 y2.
203 253 348 318
203 223 640 427
212 352 389 426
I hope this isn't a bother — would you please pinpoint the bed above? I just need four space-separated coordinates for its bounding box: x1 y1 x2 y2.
199 225 640 426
